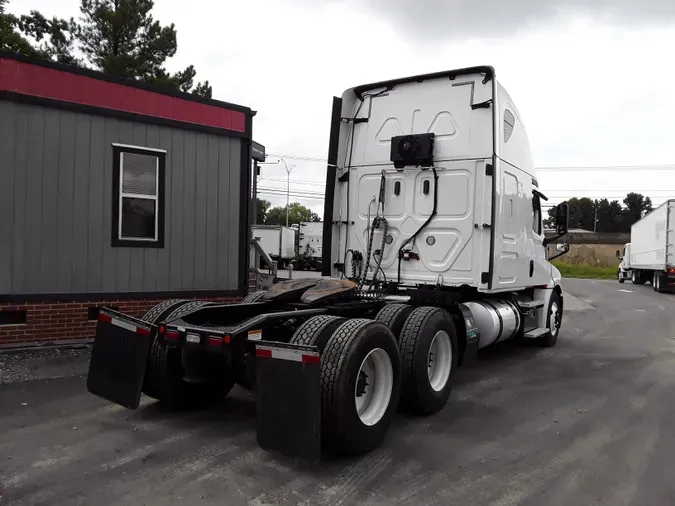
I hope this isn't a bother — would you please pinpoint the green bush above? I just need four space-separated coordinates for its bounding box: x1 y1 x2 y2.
552 261 616 280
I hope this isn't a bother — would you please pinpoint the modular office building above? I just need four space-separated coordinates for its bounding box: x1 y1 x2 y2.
0 52 255 346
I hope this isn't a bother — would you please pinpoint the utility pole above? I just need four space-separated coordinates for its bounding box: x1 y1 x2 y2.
278 158 296 227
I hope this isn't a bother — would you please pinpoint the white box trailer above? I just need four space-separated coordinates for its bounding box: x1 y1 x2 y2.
299 222 323 258
617 199 675 292
296 222 324 271
252 225 296 268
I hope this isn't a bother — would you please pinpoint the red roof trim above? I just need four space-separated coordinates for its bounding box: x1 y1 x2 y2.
0 57 247 133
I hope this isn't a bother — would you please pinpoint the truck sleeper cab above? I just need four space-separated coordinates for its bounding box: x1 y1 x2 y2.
86 66 570 462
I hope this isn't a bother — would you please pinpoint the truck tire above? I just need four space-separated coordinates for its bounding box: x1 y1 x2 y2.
653 271 662 293
140 299 191 399
631 270 645 285
290 315 347 351
375 303 414 342
321 319 400 456
141 299 189 325
242 291 267 303
536 290 562 348
147 301 234 409
398 307 458 415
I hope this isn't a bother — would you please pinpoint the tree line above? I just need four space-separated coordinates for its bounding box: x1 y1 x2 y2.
258 192 653 232
255 199 321 226
0 0 211 97
545 192 654 233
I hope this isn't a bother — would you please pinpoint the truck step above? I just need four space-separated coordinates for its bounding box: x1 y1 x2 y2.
516 300 545 310
524 327 549 339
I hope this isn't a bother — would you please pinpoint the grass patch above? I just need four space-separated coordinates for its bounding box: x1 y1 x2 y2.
552 261 617 280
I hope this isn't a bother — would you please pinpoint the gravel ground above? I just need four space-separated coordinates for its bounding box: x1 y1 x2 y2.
0 346 92 385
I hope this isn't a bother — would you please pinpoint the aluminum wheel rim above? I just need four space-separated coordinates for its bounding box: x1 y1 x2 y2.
550 301 560 337
354 348 394 426
427 331 452 392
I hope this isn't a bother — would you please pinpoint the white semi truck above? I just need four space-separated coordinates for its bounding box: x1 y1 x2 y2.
617 199 675 292
251 224 296 269
86 65 570 461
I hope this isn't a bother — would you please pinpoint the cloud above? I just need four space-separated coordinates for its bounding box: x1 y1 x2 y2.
11 0 675 215
302 0 675 40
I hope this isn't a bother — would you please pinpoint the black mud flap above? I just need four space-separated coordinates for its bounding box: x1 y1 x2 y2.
255 340 321 462
86 309 157 410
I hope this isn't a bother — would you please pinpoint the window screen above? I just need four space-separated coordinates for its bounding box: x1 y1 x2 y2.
112 145 165 248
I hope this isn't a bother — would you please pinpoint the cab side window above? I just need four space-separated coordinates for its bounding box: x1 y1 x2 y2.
532 193 542 235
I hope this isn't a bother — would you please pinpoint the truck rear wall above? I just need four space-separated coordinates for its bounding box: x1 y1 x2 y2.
630 199 675 270
280 227 296 259
300 222 323 258
252 226 296 259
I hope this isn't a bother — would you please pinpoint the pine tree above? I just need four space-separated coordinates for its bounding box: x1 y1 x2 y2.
2 0 212 97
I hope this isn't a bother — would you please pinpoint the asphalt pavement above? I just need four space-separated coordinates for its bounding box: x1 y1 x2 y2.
1 279 675 505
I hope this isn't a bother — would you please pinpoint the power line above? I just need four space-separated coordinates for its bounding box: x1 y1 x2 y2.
546 189 675 193
258 177 326 187
258 193 325 202
264 153 675 172
258 186 325 196
267 153 328 163
543 164 673 173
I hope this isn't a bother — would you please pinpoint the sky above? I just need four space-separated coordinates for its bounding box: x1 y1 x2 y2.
12 0 675 218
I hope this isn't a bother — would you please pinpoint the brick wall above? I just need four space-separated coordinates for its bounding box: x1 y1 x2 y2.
0 296 241 347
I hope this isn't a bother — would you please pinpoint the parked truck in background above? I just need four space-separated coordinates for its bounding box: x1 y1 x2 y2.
86 65 570 462
617 199 675 292
252 225 296 269
296 221 324 271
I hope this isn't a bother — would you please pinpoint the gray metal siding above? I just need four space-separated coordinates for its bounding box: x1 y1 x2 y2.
0 101 243 296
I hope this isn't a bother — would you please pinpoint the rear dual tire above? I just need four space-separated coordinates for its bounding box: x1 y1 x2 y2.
377 303 459 414
653 271 663 293
375 303 414 341
631 270 646 285
141 300 235 409
291 316 400 456
242 291 267 303
398 307 458 415
295 306 459 455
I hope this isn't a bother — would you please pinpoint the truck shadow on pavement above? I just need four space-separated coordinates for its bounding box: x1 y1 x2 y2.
124 339 556 468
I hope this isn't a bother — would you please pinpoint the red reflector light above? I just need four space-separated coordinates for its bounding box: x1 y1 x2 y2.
164 330 179 341
208 336 223 347
224 335 231 344
137 327 151 337
302 354 320 364
98 313 112 324
256 348 272 358
669 268 675 274
159 326 165 334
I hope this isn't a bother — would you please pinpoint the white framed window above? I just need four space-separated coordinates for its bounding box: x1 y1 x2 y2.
112 144 166 248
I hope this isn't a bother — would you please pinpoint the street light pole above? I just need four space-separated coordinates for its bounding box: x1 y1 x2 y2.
278 158 296 227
